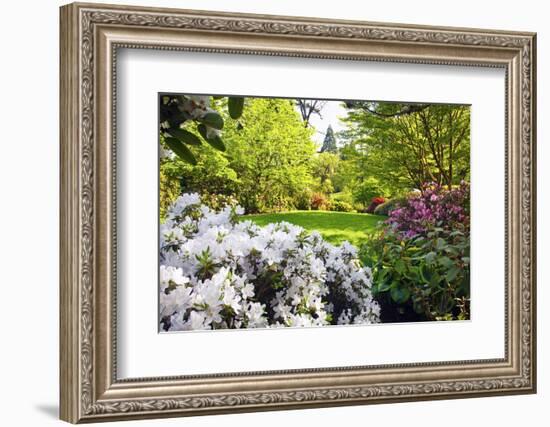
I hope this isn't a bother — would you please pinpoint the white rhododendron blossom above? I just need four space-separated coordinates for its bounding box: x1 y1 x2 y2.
180 95 211 119
160 193 381 331
160 95 221 141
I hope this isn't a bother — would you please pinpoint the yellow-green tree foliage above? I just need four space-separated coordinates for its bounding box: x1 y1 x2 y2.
222 98 316 213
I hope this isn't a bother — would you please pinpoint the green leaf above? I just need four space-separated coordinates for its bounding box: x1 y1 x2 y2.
429 272 442 288
390 285 411 304
197 124 208 140
228 97 245 119
438 256 454 268
166 111 190 128
458 271 470 296
404 266 420 281
198 112 224 130
446 266 460 283
419 264 433 283
164 137 197 165
377 279 392 293
394 259 406 274
197 124 226 152
435 237 447 250
167 128 202 145
424 251 437 264
205 134 226 152
444 246 459 256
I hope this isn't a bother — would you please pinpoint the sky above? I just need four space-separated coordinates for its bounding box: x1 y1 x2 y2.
297 100 350 147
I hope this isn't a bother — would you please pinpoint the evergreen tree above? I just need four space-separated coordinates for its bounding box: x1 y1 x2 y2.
320 125 337 153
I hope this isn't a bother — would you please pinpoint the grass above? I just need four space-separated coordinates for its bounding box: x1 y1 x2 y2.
241 210 385 247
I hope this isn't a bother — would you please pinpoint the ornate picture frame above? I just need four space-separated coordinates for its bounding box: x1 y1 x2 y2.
60 2 536 423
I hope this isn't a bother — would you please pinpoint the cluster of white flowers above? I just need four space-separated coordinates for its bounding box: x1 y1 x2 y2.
160 95 222 159
160 193 381 331
180 95 221 138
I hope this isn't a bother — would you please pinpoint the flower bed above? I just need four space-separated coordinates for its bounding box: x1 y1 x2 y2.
160 193 380 331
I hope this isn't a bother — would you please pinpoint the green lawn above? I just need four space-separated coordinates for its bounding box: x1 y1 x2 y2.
242 210 385 247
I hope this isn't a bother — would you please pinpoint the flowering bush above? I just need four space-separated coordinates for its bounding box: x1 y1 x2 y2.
365 196 386 214
160 193 380 331
387 182 470 238
361 182 470 322
310 192 329 210
361 226 470 322
373 197 406 216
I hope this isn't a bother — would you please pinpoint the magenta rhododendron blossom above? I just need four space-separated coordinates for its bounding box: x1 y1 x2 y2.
386 181 470 238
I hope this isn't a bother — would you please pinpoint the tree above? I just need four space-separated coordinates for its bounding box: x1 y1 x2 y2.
296 99 327 127
311 152 340 193
319 125 338 153
341 102 470 193
332 140 390 206
344 101 429 118
222 98 316 212
159 132 240 219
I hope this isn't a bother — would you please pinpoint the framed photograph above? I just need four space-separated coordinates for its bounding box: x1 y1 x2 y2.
60 2 537 423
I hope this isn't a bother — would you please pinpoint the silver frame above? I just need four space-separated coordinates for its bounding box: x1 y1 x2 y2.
60 2 536 423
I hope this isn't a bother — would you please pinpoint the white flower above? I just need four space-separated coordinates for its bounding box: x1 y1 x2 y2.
160 144 174 159
245 302 268 328
206 127 221 139
241 282 255 299
160 286 192 318
160 265 189 286
187 311 209 330
222 284 242 313
194 275 223 308
180 96 211 119
159 266 192 318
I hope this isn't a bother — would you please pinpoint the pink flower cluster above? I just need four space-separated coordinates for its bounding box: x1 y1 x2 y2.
386 181 470 238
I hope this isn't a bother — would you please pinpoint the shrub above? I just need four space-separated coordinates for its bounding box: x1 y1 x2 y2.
373 197 406 216
294 189 313 211
330 191 354 204
160 193 381 331
199 193 239 211
361 226 470 322
365 196 386 214
310 192 329 210
159 166 181 221
330 200 354 212
387 181 470 238
352 178 388 206
361 182 471 322
332 191 362 212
